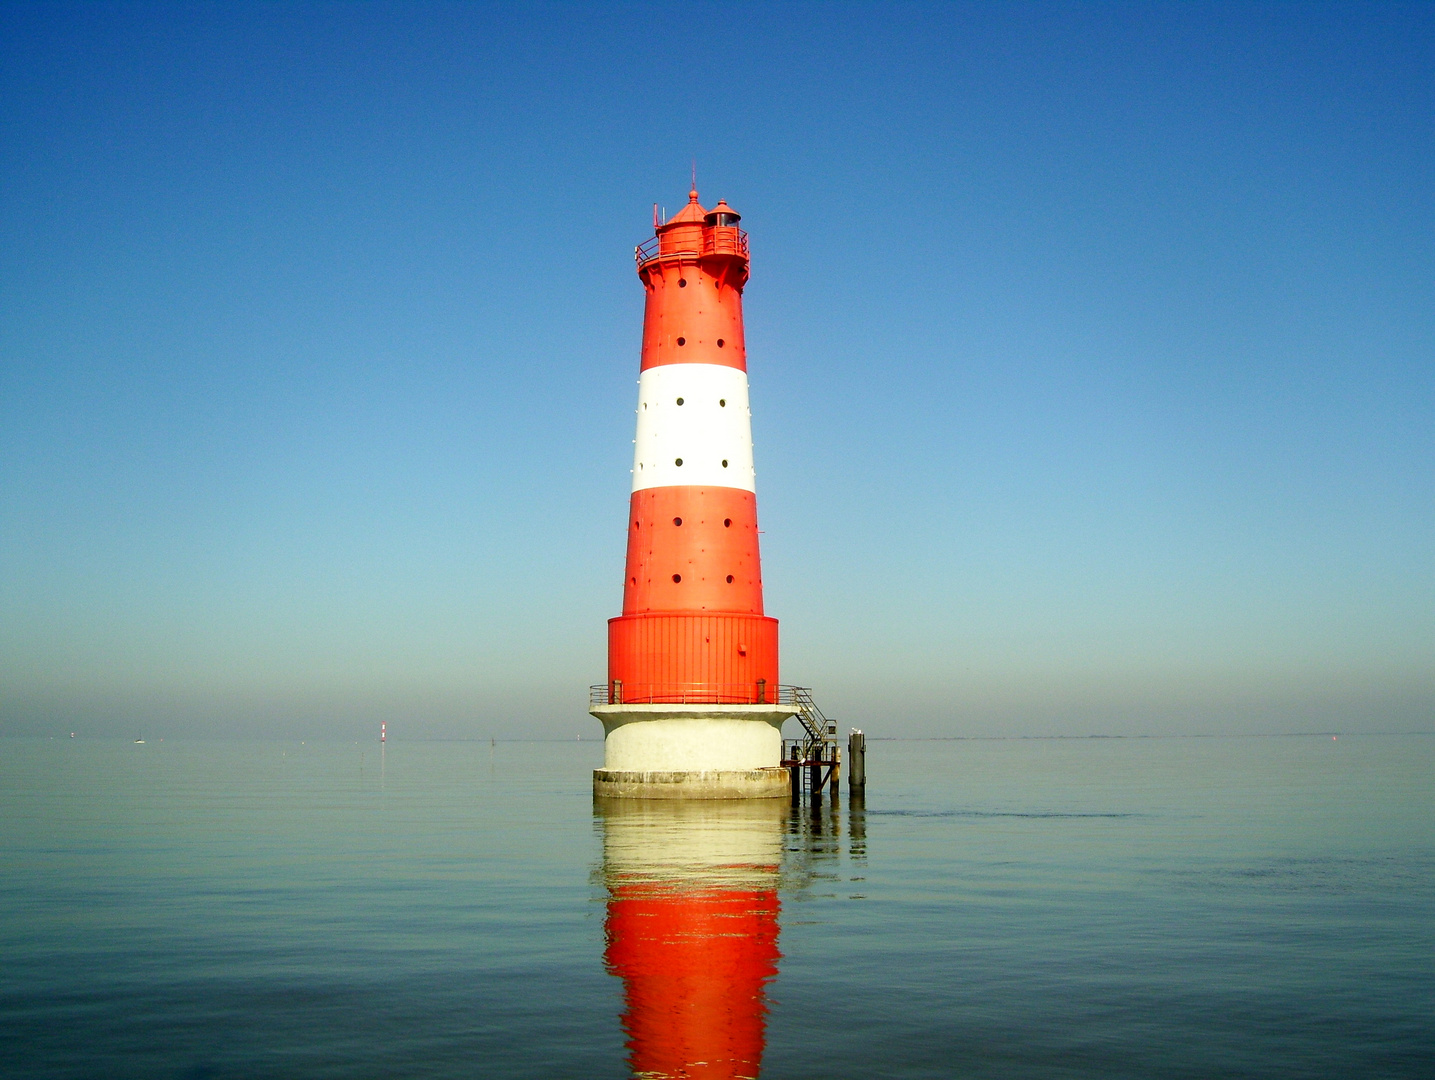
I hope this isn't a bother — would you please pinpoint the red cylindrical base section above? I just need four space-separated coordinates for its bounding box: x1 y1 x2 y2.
608 613 779 703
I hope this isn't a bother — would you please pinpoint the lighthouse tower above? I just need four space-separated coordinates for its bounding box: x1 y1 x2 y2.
591 189 798 798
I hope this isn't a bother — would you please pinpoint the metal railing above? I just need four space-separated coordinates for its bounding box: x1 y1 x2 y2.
634 227 749 266
590 681 796 707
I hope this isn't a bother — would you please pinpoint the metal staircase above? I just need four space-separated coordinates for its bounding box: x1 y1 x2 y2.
787 686 836 761
779 685 840 799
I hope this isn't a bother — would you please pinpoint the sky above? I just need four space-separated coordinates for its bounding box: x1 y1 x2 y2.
1 1 1431 740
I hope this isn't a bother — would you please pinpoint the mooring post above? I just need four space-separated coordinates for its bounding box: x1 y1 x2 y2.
848 729 865 793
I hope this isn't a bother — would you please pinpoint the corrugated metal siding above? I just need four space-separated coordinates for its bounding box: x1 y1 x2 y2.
608 613 779 703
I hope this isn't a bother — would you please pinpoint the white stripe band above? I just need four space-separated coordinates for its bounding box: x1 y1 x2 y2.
632 363 755 493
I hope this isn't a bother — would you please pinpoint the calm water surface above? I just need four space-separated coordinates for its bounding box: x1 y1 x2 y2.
1 733 1431 1078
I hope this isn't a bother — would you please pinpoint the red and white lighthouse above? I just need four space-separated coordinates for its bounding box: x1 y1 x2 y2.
592 189 798 798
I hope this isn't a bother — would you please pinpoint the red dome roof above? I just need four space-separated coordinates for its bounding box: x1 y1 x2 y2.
662 188 707 227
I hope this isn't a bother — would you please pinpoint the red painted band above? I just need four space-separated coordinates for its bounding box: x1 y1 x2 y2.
639 259 747 372
623 487 762 615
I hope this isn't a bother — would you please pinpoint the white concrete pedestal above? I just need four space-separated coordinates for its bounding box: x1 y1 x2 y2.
590 702 800 799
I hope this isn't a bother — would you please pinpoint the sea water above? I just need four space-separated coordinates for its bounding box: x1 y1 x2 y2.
1 733 1430 1078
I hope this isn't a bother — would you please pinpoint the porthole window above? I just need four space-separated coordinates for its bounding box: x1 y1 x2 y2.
719 398 726 407
722 459 728 468
717 339 725 348
672 574 682 583
676 337 686 346
726 575 734 583
676 397 684 406
678 279 687 288
723 518 732 527
673 517 682 526
675 458 683 466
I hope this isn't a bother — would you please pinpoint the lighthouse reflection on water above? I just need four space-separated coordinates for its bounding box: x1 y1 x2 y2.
595 795 865 1079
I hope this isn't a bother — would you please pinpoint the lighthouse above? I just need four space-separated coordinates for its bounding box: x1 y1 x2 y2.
591 188 799 798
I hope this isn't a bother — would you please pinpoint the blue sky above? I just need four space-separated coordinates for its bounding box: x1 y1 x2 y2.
2 2 1431 739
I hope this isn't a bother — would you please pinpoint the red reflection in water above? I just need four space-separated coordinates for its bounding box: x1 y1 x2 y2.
605 883 780 1079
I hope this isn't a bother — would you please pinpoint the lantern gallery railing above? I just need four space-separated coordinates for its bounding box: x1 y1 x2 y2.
634 227 749 266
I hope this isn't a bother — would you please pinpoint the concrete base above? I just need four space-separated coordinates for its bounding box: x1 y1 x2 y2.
590 703 800 799
594 767 790 800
